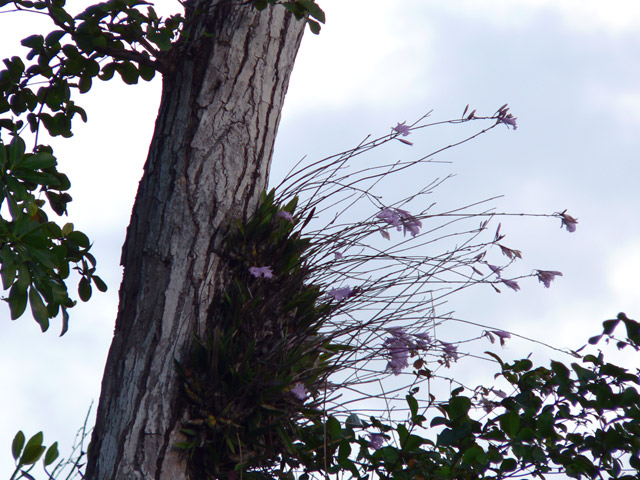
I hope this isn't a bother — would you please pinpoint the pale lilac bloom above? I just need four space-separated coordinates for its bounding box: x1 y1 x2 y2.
276 210 294 223
493 389 507 399
492 330 511 347
334 251 344 260
249 266 273 278
290 382 308 401
377 207 422 237
536 270 563 288
496 104 517 130
440 341 459 361
377 208 402 228
502 278 520 292
560 212 578 233
403 217 422 237
328 286 353 301
415 332 431 349
384 328 413 375
367 433 385 450
487 264 502 276
499 114 518 130
392 122 411 136
479 397 495 413
499 244 522 260
379 228 391 240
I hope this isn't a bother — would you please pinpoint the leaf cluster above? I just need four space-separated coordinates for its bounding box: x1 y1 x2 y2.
0 0 186 332
9 431 58 480
0 137 105 334
272 317 640 480
252 0 325 34
176 190 344 479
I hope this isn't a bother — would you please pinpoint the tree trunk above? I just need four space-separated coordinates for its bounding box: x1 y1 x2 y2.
85 3 305 478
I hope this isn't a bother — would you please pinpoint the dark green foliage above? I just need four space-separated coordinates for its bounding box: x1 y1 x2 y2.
9 430 59 480
0 0 183 331
284 315 640 480
0 0 321 332
0 137 104 333
252 0 325 34
176 190 343 479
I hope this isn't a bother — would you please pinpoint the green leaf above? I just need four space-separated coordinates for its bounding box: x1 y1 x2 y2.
78 75 92 93
307 19 321 35
67 230 90 248
500 457 517 472
19 431 44 465
12 431 25 460
43 442 59 466
45 30 66 46
337 438 351 465
8 283 28 319
406 394 419 420
602 318 620 335
115 61 139 85
397 423 409 444
60 308 69 336
430 416 449 427
462 445 485 465
448 395 471 419
50 6 74 27
92 275 107 292
253 0 268 10
138 63 156 81
0 143 7 167
8 136 26 168
29 287 50 332
21 35 44 49
345 413 363 428
1 246 17 289
404 434 423 451
99 62 116 81
572 363 597 383
298 0 325 23
499 411 520 437
485 350 505 369
18 152 57 170
78 277 92 301
326 416 341 438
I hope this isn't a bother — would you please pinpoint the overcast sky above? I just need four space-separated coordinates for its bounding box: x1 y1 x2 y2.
2 0 640 475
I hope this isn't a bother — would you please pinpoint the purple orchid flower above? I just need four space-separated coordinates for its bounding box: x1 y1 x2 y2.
392 122 411 136
328 286 353 301
276 210 294 223
536 270 563 288
440 340 459 361
560 212 578 233
249 266 273 278
384 328 413 375
377 207 422 237
290 382 308 401
501 278 520 292
367 433 385 450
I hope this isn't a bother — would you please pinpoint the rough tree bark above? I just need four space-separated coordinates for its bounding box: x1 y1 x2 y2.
85 2 305 478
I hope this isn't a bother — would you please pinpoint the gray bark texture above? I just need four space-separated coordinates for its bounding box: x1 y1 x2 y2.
85 2 305 478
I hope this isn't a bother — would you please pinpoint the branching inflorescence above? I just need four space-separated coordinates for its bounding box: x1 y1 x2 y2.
170 106 631 480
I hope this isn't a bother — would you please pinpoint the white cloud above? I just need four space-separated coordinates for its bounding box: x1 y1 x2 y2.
606 241 640 315
419 0 640 34
285 0 436 112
